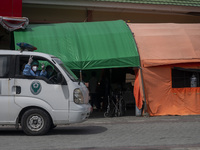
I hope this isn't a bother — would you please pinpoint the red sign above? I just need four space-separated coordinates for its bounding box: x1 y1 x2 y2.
0 0 22 17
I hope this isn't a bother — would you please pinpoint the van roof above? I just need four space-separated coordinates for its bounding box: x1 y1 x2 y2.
0 50 55 59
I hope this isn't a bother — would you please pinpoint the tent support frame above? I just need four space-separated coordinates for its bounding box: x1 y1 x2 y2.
139 67 148 116
80 70 82 82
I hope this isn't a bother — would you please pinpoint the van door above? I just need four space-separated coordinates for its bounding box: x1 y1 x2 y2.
14 56 70 123
0 56 20 124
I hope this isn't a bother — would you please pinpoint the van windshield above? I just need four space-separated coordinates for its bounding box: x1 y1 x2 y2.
52 57 78 81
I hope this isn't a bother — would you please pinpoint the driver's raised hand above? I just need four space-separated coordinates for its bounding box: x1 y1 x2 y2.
41 64 45 71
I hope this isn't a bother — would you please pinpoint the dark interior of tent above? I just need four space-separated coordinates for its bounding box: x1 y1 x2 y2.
73 67 137 117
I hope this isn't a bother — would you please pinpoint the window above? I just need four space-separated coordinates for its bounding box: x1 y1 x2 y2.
172 67 200 88
16 55 66 85
53 57 78 82
0 56 10 77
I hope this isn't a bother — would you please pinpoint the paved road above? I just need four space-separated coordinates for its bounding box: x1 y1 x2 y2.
0 114 200 150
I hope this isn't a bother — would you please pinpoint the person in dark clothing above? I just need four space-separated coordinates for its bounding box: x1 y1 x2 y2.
89 71 100 110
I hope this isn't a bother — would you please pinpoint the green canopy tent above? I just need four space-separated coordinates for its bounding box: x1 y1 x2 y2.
14 20 140 70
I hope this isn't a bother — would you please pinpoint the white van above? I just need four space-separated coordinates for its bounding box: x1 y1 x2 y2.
0 50 91 135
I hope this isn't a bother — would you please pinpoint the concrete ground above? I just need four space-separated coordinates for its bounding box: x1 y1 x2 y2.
0 106 200 150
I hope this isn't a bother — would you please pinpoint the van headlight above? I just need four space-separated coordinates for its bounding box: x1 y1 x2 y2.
74 88 84 104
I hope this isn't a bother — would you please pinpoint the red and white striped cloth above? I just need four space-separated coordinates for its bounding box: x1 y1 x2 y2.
0 16 29 31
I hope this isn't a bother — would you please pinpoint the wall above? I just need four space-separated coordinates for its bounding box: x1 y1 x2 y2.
22 5 200 23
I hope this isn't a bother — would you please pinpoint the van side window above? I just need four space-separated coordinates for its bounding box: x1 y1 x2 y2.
172 67 200 88
17 56 66 85
0 56 10 78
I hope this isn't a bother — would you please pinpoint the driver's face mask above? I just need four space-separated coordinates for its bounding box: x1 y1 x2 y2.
32 66 38 72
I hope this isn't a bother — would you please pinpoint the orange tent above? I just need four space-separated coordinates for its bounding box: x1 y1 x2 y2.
128 23 200 116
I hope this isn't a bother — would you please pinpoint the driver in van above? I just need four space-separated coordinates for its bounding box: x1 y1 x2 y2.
46 65 54 79
23 56 47 77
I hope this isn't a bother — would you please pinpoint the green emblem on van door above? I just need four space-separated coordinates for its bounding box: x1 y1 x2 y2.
30 81 42 95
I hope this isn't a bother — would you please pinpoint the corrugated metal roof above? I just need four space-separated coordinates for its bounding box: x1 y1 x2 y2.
93 0 200 7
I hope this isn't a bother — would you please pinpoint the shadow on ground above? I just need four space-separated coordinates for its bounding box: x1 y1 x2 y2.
49 125 107 135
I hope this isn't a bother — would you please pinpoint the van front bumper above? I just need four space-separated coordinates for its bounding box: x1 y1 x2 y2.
69 103 91 123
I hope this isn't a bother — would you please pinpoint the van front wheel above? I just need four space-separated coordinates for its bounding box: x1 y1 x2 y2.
21 108 51 135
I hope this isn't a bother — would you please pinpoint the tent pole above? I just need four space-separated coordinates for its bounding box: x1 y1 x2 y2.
139 67 148 116
80 70 82 82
